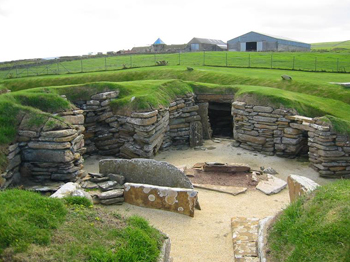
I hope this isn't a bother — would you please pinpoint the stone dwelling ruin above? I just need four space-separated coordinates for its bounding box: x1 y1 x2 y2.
2 87 350 190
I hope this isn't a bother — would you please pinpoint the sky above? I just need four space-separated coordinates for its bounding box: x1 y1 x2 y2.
0 0 350 62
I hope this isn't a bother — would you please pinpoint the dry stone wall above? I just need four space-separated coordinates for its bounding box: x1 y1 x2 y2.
1 143 21 188
232 101 350 178
18 112 85 183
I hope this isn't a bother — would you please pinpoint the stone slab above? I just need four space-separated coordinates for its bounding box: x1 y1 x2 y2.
203 162 251 173
124 183 198 217
193 184 247 196
287 174 319 202
99 159 193 189
256 175 287 195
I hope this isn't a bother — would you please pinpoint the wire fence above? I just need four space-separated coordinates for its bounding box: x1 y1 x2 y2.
1 51 349 79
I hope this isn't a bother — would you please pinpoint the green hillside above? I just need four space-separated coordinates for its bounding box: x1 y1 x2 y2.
312 40 350 51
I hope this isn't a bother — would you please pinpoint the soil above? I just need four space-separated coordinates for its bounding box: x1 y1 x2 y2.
84 139 335 262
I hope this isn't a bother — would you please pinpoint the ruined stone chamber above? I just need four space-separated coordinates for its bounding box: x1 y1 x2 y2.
232 101 350 178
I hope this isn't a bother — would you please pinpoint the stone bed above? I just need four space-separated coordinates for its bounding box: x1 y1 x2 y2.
1 90 350 189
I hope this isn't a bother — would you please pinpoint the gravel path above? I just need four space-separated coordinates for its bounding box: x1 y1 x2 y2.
84 139 334 261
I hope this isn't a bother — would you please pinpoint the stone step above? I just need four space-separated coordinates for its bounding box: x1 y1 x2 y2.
231 217 260 262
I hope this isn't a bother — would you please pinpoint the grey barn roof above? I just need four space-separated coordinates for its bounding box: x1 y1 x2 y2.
189 37 226 45
228 31 310 48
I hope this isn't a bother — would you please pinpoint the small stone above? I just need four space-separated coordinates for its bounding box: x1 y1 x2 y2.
98 181 119 191
262 167 278 175
213 139 221 143
107 174 125 185
256 175 287 195
281 75 292 80
100 197 124 205
90 177 110 183
99 189 124 200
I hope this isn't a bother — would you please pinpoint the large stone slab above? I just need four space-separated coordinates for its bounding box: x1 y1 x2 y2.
189 121 203 147
124 183 198 217
22 149 75 163
256 175 287 195
99 159 193 189
193 184 247 196
287 175 319 202
231 217 259 260
203 162 251 173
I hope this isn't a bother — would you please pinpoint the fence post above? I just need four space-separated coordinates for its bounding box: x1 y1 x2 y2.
81 59 83 72
337 58 339 72
27 67 29 77
203 51 205 66
130 55 133 67
15 65 18 78
105 57 107 71
248 54 251 67
315 57 317 71
271 53 273 69
293 56 295 70
178 51 181 65
57 61 60 75
154 54 156 64
226 52 228 67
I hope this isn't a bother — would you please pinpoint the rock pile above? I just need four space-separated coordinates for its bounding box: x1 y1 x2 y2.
81 172 126 205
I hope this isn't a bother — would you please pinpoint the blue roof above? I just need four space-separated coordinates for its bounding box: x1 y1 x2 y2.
153 38 165 45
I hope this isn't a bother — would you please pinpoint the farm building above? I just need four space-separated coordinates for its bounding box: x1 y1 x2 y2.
187 38 227 51
227 31 310 52
152 38 166 52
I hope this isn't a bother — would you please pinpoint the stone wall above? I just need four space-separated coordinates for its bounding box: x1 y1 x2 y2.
232 101 350 178
165 94 202 148
1 143 21 188
18 112 85 183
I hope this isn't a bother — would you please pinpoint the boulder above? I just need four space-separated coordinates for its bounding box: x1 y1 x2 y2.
100 159 193 189
287 175 319 202
124 183 198 217
98 189 124 200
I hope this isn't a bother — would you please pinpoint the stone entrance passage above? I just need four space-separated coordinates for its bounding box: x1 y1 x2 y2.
208 102 233 138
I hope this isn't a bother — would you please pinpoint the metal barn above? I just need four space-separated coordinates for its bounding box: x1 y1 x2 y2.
187 38 227 51
227 31 310 52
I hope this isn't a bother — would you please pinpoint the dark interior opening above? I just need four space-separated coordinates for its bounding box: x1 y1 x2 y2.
246 42 257 51
208 102 233 138
297 130 309 159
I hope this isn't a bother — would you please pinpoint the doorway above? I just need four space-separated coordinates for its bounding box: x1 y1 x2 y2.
208 102 233 138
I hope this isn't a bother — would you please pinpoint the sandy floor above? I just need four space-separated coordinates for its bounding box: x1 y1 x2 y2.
84 139 335 262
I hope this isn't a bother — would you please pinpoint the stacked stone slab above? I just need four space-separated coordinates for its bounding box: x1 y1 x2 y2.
0 143 21 188
120 108 169 158
232 102 296 156
74 91 202 158
74 90 121 156
232 101 350 178
165 94 202 147
18 114 85 183
81 172 125 205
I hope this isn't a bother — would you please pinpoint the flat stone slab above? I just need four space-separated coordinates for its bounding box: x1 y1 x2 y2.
193 184 247 196
203 162 251 173
256 175 287 195
98 189 124 200
124 183 198 217
287 174 319 202
99 159 193 189
231 217 259 260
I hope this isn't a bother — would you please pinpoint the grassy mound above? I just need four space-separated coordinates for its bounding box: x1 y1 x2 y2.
267 180 350 262
0 190 164 262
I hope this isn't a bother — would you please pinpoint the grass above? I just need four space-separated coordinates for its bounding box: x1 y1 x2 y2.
312 40 350 52
267 180 350 262
1 51 350 80
0 190 164 262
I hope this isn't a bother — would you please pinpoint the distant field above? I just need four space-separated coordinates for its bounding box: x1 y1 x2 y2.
1 51 350 79
312 40 350 51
